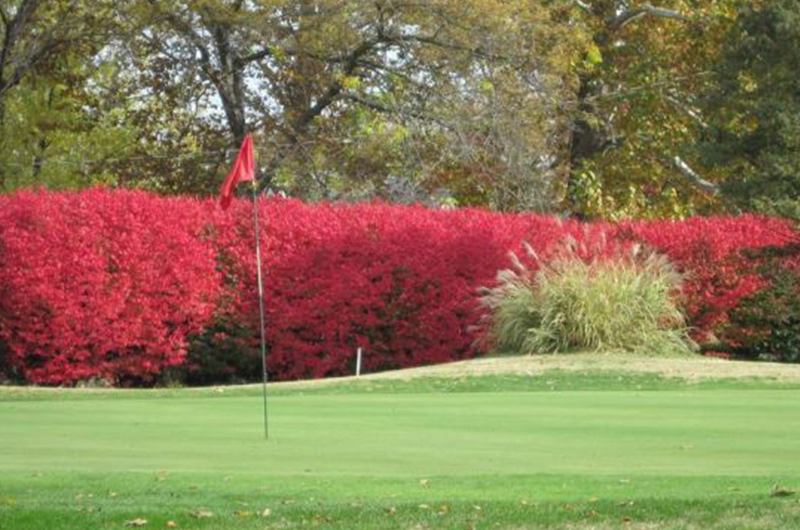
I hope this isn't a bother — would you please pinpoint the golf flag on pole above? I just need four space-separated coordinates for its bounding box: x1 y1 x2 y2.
218 134 270 440
219 135 255 210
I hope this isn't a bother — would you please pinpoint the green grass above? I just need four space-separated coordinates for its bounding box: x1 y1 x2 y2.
2 370 800 529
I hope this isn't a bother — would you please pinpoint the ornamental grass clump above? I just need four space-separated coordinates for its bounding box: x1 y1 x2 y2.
480 237 696 356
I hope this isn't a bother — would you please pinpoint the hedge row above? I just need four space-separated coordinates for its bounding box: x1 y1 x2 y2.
0 189 797 386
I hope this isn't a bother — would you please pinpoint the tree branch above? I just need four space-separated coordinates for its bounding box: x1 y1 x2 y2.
571 0 592 13
146 0 218 83
257 38 379 191
672 156 718 195
664 93 708 129
0 0 42 84
346 93 453 131
610 3 692 31
237 46 273 65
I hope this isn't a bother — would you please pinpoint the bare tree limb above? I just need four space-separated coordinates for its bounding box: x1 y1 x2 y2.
345 93 453 131
145 0 218 83
665 93 708 129
257 38 379 190
571 0 592 13
610 3 692 31
237 46 273 65
672 156 719 195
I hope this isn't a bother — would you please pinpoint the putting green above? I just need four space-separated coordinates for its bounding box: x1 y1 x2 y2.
2 389 799 477
3 377 800 529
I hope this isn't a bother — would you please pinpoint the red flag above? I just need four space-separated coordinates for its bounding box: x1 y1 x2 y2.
219 135 255 210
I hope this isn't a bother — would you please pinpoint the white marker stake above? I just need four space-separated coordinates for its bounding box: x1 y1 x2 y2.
356 348 362 377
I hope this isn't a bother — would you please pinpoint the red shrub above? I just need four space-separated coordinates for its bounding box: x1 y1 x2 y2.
0 189 220 385
616 216 799 341
206 200 564 380
1 189 798 386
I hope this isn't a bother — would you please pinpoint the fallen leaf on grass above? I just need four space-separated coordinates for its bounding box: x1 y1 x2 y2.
261 508 272 517
191 509 214 518
124 518 148 527
386 507 397 516
419 479 429 488
109 492 118 499
418 504 430 510
771 485 796 498
165 522 177 528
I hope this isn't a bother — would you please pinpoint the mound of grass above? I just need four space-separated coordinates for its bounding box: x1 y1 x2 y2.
481 239 695 356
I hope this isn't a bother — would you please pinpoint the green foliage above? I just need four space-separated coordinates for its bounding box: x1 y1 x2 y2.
100 0 589 206
0 0 124 192
703 0 800 212
0 338 13 384
565 0 738 220
176 319 262 386
0 71 140 191
481 241 695 356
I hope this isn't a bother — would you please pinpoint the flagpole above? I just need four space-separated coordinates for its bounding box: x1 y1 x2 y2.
251 181 269 440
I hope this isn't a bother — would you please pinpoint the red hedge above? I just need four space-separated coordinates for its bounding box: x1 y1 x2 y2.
0 189 797 385
616 218 799 341
0 190 220 385
207 201 566 380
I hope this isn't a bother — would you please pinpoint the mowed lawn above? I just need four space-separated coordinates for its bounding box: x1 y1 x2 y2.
2 371 800 529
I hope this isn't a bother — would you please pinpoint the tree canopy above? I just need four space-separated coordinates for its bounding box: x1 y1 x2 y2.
0 0 797 219
701 0 800 218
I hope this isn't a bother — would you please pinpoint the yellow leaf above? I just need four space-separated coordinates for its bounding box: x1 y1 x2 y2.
586 43 603 65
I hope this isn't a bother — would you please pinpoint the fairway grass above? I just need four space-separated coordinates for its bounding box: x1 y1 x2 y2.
2 366 800 529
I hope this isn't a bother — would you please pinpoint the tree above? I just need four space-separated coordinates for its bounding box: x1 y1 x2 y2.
0 0 121 191
128 0 586 209
701 0 800 217
563 0 738 219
